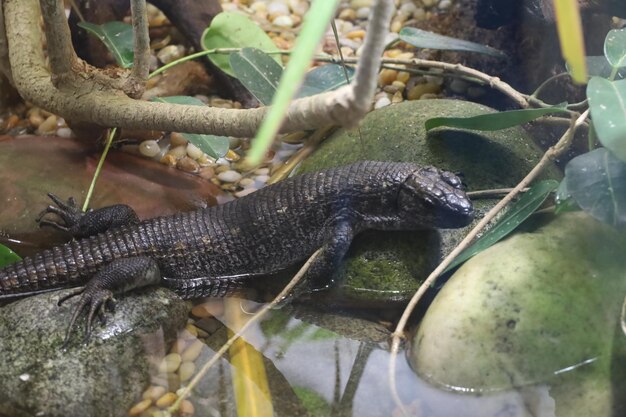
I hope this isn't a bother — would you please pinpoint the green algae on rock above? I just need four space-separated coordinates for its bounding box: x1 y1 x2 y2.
297 99 561 306
410 212 626 416
0 288 188 417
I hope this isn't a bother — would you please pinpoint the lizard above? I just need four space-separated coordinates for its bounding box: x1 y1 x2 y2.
0 161 473 341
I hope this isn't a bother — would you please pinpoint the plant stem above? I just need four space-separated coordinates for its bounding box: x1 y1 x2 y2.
82 128 117 212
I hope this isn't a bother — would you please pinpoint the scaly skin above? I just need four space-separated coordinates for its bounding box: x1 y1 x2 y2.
0 161 473 301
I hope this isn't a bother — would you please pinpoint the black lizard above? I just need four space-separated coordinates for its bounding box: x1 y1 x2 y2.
0 161 473 339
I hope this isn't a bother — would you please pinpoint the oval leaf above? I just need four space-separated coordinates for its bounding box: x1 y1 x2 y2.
201 12 280 77
0 244 21 268
577 56 626 80
604 28 626 68
78 21 134 68
399 27 506 59
564 147 626 227
445 180 559 272
230 48 283 105
151 96 230 158
425 105 569 131
587 77 626 161
296 64 355 98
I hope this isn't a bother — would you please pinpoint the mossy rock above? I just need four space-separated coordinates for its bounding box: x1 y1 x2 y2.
298 99 561 306
410 212 626 416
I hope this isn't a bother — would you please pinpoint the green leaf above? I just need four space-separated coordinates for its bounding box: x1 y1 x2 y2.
580 56 626 80
151 96 230 158
604 28 626 68
563 147 626 227
201 12 280 77
444 180 559 272
78 21 134 68
0 244 20 268
587 77 626 162
296 64 355 98
230 48 283 105
425 104 569 131
399 27 507 59
247 0 341 164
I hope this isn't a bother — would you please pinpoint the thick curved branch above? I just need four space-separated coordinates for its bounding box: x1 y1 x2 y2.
5 0 392 138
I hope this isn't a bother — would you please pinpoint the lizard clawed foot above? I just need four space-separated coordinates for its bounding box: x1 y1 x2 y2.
37 193 84 234
58 285 116 349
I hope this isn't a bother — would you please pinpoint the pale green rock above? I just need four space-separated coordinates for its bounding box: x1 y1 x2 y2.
410 212 626 416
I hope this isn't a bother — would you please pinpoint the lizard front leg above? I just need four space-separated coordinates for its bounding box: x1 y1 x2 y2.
37 193 139 238
58 256 161 347
305 220 355 291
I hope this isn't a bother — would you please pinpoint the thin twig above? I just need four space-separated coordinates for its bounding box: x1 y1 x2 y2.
387 109 590 416
39 0 77 76
82 128 116 212
467 187 529 199
169 248 322 413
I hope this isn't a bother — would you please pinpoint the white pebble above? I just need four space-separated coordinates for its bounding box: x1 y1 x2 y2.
355 7 370 19
56 127 73 138
254 167 270 175
439 0 452 9
186 143 204 160
267 2 289 16
350 0 372 8
255 174 270 183
235 188 258 198
239 178 256 188
272 15 294 27
216 158 230 166
374 96 391 109
139 140 161 157
399 2 417 14
218 170 242 183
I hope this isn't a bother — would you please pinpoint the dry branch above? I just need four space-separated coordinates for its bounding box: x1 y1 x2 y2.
3 0 393 137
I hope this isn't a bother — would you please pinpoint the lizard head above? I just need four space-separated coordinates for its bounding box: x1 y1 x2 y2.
398 166 474 229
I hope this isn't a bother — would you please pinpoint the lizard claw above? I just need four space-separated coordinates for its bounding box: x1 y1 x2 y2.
59 285 115 349
37 193 83 234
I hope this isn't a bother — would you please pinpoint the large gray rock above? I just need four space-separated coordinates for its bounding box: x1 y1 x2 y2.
298 99 561 306
0 288 188 417
410 212 626 416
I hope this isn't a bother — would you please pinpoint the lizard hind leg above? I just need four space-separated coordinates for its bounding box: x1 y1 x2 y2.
58 256 161 348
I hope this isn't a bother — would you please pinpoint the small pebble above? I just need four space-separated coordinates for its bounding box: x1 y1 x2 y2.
225 149 240 162
143 385 167 401
186 143 203 160
139 140 161 157
255 174 270 183
198 167 215 179
168 145 187 159
155 392 178 408
158 353 182 373
356 7 370 19
157 45 185 64
128 399 152 417
178 361 196 382
169 338 189 355
254 167 270 175
235 188 257 198
374 96 391 109
218 170 243 183
267 1 289 16
239 178 256 188
197 155 214 167
176 156 200 173
28 111 44 128
272 15 294 27
378 69 398 86
160 154 177 167
179 399 195 417
439 0 452 9
37 115 57 134
185 323 198 337
407 83 440 100
56 127 73 138
170 132 188 147
181 339 204 362
338 8 356 20
4 114 19 129
350 0 372 8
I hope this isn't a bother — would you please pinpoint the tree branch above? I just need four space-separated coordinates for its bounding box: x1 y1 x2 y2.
127 0 149 97
4 0 392 138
